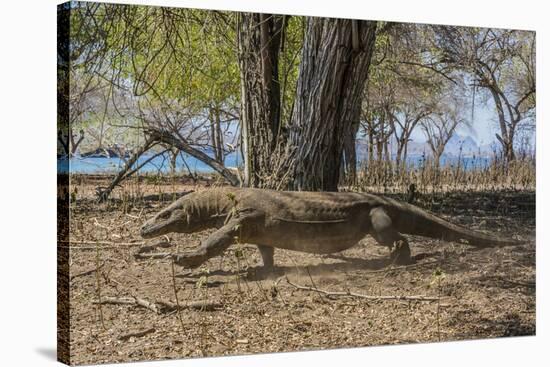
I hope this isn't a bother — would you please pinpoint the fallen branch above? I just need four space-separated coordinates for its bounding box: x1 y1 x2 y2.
180 278 225 288
61 240 145 245
118 327 156 341
94 296 159 314
134 297 161 313
363 259 442 274
157 300 222 312
59 240 146 250
134 252 173 260
93 296 221 313
146 127 239 186
285 277 439 302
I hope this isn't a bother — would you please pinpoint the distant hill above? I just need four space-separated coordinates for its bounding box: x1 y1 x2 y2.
444 135 480 156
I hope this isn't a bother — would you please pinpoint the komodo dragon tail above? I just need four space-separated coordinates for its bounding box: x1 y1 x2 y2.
385 199 521 247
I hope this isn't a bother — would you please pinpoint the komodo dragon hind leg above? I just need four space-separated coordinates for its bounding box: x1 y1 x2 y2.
369 207 413 265
173 212 260 268
257 245 274 269
242 245 275 279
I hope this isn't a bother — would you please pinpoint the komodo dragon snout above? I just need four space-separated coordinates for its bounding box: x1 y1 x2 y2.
140 204 186 239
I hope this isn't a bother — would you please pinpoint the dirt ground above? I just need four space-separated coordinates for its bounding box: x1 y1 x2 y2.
65 176 536 365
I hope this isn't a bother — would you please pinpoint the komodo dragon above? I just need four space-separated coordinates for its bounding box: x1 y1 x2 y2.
139 187 520 269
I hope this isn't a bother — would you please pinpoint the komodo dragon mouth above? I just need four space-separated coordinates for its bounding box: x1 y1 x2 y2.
140 221 170 239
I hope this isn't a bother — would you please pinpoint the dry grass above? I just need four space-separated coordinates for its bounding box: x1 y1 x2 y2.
353 155 535 195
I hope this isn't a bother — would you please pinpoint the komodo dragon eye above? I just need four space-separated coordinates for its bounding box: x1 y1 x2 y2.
158 211 171 220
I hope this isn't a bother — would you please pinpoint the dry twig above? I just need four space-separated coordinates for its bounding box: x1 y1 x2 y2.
285 277 439 302
136 239 173 254
71 262 105 280
59 240 146 250
118 327 156 341
134 252 173 260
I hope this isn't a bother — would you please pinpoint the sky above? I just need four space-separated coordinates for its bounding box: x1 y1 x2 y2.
410 103 495 145
409 98 535 148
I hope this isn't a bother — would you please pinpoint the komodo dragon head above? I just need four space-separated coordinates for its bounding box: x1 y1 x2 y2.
140 200 192 238
139 191 228 239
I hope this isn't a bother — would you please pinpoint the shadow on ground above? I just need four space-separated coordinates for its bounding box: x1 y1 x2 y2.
35 347 57 361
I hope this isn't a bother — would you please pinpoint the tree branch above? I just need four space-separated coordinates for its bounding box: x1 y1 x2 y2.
146 126 240 186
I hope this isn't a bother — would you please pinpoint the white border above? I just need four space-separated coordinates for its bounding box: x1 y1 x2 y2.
0 0 546 366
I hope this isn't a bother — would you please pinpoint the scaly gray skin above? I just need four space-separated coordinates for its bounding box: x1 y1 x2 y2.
140 187 520 269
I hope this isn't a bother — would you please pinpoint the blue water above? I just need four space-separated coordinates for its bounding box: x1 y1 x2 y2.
58 151 490 174
58 151 241 174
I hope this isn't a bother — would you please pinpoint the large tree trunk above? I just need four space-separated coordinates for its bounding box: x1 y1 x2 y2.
367 125 375 165
433 147 444 170
403 141 409 169
395 145 403 169
342 111 360 185
490 88 517 162
376 137 384 162
69 128 85 156
287 19 377 191
237 13 285 187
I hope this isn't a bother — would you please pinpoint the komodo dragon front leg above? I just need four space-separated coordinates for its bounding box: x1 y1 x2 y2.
173 210 263 268
369 207 412 265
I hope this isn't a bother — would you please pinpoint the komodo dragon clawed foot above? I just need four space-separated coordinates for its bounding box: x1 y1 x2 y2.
370 206 413 265
173 250 208 268
389 240 413 265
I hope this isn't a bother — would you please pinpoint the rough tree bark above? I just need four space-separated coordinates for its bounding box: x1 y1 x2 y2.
489 87 517 162
342 107 361 185
70 128 85 156
367 127 375 164
237 13 285 187
209 105 224 162
287 19 377 191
